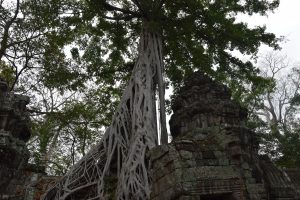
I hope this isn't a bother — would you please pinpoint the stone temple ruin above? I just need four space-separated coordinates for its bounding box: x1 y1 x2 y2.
149 71 300 200
0 78 58 200
1 72 300 199
0 78 31 196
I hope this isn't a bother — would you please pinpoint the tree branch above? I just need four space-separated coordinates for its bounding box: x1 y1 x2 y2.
6 32 44 49
27 109 59 115
103 14 137 21
102 1 141 17
266 92 278 123
10 52 32 90
0 0 20 60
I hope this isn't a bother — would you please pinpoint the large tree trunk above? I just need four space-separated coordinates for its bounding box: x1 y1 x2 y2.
41 21 165 200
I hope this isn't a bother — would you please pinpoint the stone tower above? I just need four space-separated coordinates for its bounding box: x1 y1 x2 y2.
149 71 299 200
0 78 31 195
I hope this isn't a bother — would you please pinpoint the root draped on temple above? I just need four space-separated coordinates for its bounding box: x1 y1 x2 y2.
41 21 167 200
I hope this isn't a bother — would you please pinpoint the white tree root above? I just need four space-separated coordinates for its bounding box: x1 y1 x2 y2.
41 23 165 200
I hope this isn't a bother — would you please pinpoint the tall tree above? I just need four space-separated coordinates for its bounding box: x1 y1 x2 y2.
0 0 37 89
252 52 300 166
38 0 281 199
1 0 110 174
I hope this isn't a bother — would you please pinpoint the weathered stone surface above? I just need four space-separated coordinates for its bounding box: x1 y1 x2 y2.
259 156 299 199
150 71 300 200
169 72 247 139
0 78 31 195
0 78 60 200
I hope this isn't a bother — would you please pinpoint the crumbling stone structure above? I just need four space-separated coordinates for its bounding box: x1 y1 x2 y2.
0 78 31 196
149 72 300 200
3 71 300 199
0 78 58 200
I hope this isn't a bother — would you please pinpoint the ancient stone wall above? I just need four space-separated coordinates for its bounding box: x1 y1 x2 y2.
149 72 300 200
0 78 31 196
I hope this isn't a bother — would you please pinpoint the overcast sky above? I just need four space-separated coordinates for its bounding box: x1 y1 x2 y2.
241 0 300 62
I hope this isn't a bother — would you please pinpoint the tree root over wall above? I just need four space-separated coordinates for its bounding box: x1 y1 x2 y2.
41 23 164 200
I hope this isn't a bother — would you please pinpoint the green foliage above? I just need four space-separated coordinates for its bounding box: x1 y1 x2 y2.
0 61 14 86
290 94 300 106
242 53 300 168
2 0 282 174
275 127 300 168
11 0 280 102
162 0 279 89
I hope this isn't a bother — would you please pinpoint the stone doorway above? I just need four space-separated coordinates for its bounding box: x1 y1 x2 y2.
201 193 236 200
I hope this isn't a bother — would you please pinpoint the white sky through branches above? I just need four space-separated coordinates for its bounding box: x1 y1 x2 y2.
239 0 300 62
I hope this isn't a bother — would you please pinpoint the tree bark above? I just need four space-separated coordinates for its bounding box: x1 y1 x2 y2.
41 20 165 200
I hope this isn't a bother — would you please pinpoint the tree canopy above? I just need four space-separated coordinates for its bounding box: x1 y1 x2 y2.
247 52 300 168
8 0 279 91
1 0 282 174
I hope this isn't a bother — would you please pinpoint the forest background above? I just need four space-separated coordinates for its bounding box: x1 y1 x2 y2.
0 0 299 175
